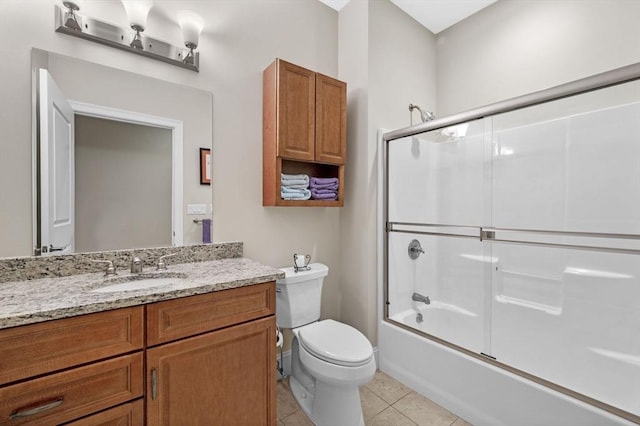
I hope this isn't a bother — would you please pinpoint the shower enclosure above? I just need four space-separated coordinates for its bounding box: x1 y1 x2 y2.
380 63 640 425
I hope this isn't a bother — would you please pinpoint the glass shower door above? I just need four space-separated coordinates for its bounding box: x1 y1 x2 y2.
386 119 490 354
488 82 640 416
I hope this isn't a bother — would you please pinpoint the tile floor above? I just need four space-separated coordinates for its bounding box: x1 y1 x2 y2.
277 370 473 426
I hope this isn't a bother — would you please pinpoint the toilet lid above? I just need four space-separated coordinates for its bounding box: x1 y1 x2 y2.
298 319 373 367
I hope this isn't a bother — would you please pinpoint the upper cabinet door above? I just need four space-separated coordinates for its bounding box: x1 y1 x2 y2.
315 73 346 165
277 60 316 161
39 68 75 256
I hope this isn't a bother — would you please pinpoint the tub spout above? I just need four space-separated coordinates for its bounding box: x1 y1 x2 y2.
412 292 430 305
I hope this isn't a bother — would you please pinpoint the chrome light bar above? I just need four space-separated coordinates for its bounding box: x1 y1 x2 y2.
54 5 199 72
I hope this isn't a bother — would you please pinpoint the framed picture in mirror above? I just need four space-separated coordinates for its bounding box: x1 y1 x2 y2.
200 148 211 185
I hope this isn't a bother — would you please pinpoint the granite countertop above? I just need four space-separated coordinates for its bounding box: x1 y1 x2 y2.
0 257 285 330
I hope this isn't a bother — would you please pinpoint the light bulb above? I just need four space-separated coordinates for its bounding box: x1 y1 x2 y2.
177 10 204 48
121 0 153 31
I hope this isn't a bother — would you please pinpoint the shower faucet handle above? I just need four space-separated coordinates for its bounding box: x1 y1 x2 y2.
408 239 425 259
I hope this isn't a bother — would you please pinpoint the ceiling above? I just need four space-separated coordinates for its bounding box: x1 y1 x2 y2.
318 0 497 34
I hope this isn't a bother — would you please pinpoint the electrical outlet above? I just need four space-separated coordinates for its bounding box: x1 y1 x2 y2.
187 204 207 215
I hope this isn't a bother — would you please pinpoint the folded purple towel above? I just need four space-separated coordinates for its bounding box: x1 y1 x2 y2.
312 188 337 195
310 177 339 187
311 189 338 200
310 184 338 191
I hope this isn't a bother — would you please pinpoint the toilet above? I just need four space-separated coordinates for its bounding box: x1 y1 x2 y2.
276 263 376 426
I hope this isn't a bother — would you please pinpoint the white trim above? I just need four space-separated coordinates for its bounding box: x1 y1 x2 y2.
31 68 39 254
68 101 183 247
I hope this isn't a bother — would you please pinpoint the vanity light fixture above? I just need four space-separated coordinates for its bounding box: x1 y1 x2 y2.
121 0 153 50
177 11 204 65
54 1 201 72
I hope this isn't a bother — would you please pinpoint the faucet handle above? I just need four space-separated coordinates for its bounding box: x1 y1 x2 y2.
156 253 178 270
91 259 117 277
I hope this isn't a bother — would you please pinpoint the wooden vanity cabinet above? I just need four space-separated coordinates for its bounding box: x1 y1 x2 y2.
0 282 276 426
0 307 144 425
263 58 346 207
145 282 277 426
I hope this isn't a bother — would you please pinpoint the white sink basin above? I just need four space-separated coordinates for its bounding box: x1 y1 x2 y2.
90 272 187 293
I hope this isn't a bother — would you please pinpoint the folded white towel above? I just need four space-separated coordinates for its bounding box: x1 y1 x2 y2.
281 173 309 187
281 187 311 200
281 179 308 188
282 173 309 181
281 183 308 190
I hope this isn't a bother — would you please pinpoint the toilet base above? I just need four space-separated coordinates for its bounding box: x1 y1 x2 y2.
289 374 365 426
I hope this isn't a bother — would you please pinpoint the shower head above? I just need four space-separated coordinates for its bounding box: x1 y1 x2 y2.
409 104 435 123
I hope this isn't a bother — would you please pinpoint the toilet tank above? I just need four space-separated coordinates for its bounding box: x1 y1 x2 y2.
276 263 328 328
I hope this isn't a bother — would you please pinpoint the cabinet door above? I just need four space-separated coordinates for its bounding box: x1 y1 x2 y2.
146 316 276 426
315 73 346 165
277 60 315 161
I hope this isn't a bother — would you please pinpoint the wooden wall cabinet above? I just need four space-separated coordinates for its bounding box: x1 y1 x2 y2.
263 58 346 207
0 282 277 426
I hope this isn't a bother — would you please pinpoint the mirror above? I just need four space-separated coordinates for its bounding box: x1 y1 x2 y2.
31 49 213 255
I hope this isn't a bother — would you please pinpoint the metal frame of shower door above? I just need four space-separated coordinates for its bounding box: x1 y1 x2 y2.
381 62 640 424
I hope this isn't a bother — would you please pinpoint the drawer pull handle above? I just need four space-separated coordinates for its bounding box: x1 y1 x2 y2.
151 368 158 400
10 397 64 419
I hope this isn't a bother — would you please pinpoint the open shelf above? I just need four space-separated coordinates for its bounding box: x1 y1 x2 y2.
265 159 344 207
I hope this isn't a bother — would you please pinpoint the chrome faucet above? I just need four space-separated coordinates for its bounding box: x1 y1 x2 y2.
130 256 143 274
412 292 430 305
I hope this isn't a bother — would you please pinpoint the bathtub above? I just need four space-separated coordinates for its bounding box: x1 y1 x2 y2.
379 308 637 426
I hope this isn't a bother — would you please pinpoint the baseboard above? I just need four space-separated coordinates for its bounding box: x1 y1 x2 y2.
277 346 380 381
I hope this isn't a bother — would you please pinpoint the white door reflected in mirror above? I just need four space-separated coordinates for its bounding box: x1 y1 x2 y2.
39 69 75 255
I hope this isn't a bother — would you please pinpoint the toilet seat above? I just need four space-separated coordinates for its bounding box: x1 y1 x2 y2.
298 319 373 367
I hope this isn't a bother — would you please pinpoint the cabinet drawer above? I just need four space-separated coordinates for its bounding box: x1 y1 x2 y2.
147 282 275 346
0 307 144 386
64 399 143 426
0 353 143 425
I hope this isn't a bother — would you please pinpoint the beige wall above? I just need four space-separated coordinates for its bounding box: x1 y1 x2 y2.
338 0 437 344
436 0 640 116
338 0 370 341
75 116 172 252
